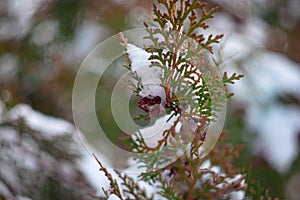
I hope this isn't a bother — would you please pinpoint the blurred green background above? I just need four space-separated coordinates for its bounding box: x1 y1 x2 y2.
0 0 300 199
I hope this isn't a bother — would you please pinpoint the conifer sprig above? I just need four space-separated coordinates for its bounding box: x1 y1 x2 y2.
94 0 256 199
141 0 243 124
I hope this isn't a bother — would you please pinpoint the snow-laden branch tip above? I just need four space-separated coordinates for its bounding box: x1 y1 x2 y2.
126 44 166 103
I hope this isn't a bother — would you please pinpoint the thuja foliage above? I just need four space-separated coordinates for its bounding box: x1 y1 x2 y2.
121 0 244 170
145 0 243 122
95 0 274 199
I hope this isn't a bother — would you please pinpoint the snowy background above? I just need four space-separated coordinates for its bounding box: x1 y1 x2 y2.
0 0 299 199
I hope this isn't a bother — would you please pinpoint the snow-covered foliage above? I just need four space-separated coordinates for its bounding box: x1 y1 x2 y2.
126 43 166 105
0 102 111 199
97 1 247 199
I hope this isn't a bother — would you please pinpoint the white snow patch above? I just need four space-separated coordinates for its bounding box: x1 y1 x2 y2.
229 190 245 200
8 0 42 38
108 194 121 200
138 114 178 148
244 53 300 102
247 104 300 172
126 44 166 101
8 104 74 137
227 174 246 200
